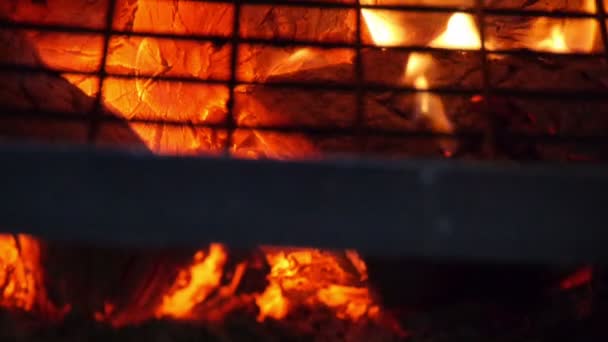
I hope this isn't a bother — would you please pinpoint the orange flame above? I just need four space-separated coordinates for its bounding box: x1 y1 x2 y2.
361 8 407 46
536 26 569 53
430 13 481 50
404 53 454 137
532 0 596 53
0 234 66 318
0 234 40 311
255 282 289 322
255 248 380 322
156 243 228 319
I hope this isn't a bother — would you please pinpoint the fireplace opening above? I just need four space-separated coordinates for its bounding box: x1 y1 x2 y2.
0 0 607 340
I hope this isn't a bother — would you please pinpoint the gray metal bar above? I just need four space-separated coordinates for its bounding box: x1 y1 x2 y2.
0 144 606 264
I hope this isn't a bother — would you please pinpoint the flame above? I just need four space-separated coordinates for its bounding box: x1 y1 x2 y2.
361 9 406 46
255 248 380 322
533 0 596 53
0 234 39 311
0 234 65 318
91 245 388 329
536 26 569 53
255 282 289 321
399 12 479 152
430 13 481 50
345 250 368 281
155 243 228 319
404 52 455 154
534 20 597 53
404 53 454 135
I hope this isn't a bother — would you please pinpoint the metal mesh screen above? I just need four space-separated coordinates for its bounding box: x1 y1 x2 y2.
0 0 607 161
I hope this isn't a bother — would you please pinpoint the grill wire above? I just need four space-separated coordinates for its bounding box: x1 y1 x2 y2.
1 0 608 161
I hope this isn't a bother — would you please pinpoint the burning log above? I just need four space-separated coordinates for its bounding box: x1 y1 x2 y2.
489 54 608 91
486 0 595 11
0 28 145 147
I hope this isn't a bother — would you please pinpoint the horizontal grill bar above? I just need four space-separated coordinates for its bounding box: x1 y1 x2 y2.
3 64 608 100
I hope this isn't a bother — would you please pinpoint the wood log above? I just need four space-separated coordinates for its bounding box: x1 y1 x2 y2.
1 0 109 29
486 0 593 11
0 29 146 148
489 54 608 91
484 15 602 53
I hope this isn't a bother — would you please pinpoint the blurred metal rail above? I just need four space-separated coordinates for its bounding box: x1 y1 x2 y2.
0 144 606 264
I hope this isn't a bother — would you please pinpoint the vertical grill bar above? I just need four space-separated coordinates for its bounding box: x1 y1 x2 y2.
87 0 119 143
225 0 242 157
595 0 608 59
474 0 495 158
354 1 366 152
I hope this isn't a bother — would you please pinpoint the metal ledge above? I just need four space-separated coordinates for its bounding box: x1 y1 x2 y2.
0 143 606 264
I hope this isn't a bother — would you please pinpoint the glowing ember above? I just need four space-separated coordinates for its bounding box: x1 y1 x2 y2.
560 266 593 290
430 12 481 50
255 282 289 321
317 285 379 320
256 247 380 322
345 250 368 281
156 243 228 319
0 234 39 311
0 234 65 318
90 244 386 328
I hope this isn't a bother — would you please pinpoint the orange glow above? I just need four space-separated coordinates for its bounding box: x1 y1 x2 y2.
0 234 39 311
361 9 407 46
0 234 65 318
536 25 570 53
345 250 368 281
255 282 289 321
404 53 454 136
404 51 455 155
532 0 597 53
317 285 379 320
256 247 381 322
156 243 228 319
430 13 481 50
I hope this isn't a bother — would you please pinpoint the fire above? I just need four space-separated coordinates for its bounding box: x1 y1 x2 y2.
532 0 597 53
255 282 289 321
430 13 481 50
536 25 569 53
156 243 228 319
534 20 597 53
0 234 39 311
255 248 379 322
404 53 454 138
401 12 480 152
317 285 378 320
361 9 407 46
91 244 385 328
0 234 65 318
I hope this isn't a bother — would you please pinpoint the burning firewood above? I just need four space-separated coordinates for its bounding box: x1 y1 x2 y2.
0 28 146 147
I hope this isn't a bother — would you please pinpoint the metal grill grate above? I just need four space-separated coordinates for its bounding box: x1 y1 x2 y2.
1 0 608 161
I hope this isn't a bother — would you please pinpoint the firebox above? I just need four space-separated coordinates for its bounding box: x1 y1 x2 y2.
0 0 607 340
